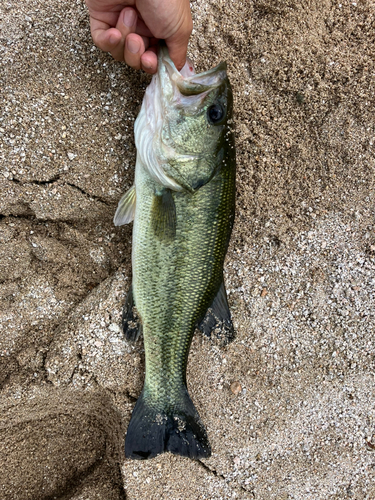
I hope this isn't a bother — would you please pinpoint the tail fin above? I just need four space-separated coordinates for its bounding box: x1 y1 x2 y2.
125 388 211 460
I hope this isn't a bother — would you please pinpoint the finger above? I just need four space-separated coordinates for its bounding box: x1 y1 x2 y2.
166 18 193 71
141 48 158 74
90 17 122 52
165 7 193 70
125 34 148 70
110 7 138 61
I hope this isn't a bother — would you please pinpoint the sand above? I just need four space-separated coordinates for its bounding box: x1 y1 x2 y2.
1 0 375 498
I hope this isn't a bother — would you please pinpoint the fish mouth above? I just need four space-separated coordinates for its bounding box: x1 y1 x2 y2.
158 44 228 97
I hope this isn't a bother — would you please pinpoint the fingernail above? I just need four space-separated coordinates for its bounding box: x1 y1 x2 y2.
124 9 136 28
127 38 140 54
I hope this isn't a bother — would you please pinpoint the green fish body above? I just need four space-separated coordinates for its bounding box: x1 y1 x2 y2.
114 46 236 460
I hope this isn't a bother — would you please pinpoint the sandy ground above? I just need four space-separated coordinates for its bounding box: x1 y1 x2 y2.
1 0 375 498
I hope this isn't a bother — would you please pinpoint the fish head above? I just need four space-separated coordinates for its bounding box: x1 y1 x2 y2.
135 45 234 191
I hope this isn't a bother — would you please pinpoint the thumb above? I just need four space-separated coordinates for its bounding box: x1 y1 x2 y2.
165 18 193 70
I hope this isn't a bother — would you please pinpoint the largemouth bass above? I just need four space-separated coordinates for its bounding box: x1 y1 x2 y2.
114 45 236 460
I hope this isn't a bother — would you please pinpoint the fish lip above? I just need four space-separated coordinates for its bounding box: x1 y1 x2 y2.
159 44 228 96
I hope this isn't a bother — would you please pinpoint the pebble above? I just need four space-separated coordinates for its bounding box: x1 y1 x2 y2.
230 381 242 395
108 323 121 333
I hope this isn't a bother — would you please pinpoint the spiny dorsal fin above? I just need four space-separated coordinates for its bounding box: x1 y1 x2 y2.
113 185 136 226
198 281 235 344
151 188 176 242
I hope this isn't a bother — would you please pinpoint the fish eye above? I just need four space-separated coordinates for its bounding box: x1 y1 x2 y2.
207 103 224 124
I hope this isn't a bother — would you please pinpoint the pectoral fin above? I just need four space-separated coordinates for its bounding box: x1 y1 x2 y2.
113 185 136 226
198 281 235 344
151 189 176 243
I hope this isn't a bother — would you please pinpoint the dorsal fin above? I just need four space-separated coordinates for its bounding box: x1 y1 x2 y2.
198 281 235 344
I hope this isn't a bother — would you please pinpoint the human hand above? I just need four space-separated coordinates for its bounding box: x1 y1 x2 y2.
85 0 193 74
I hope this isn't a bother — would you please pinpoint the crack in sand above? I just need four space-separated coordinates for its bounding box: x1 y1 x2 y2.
198 459 255 498
66 182 111 206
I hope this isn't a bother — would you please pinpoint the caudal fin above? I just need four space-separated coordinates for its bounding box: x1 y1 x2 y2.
125 388 211 460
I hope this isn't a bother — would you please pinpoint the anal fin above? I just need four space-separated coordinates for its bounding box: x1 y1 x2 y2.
122 286 142 341
198 281 235 345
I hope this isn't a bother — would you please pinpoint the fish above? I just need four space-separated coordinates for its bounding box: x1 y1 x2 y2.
114 44 236 460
